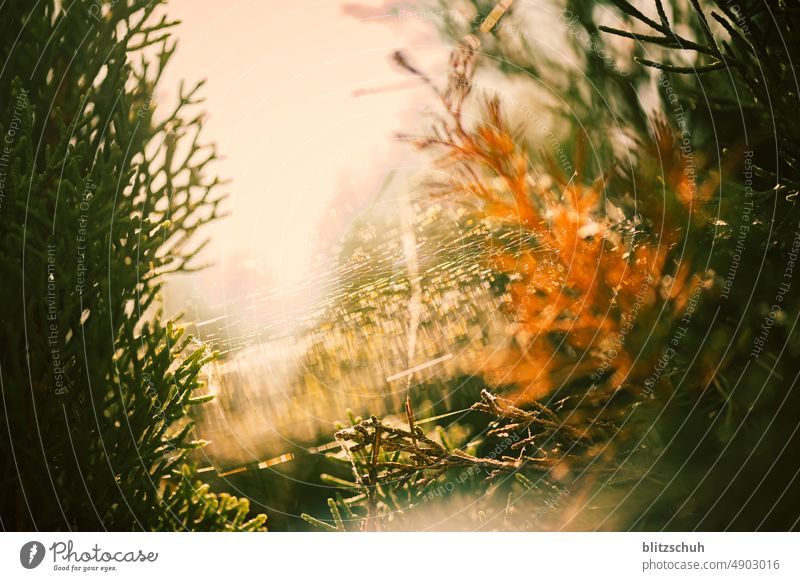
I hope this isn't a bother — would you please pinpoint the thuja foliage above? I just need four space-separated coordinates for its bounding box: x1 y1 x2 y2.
306 0 800 531
0 0 265 531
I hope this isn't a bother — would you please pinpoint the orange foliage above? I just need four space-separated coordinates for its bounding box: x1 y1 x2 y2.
408 46 708 405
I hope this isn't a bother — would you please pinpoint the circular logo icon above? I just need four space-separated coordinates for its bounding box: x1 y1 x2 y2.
20 541 46 569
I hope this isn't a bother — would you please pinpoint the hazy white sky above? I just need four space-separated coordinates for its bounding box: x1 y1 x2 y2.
157 0 452 293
